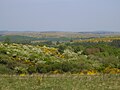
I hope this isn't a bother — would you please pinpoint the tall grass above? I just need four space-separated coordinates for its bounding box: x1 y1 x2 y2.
0 74 119 90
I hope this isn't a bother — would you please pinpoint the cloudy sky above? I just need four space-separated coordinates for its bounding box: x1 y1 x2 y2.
0 0 120 32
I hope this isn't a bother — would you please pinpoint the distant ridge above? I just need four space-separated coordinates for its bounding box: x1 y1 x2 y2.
78 31 120 34
0 30 9 35
0 30 120 34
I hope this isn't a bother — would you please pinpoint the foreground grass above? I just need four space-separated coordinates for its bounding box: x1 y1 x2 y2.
0 74 120 90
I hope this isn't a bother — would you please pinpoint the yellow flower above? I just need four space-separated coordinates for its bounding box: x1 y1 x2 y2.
20 74 26 76
87 70 97 75
53 70 60 74
80 72 84 75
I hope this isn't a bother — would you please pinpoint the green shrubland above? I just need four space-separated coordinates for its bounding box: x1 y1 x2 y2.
0 39 120 75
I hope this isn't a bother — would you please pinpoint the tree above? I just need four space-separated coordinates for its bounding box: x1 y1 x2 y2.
70 39 73 42
4 37 11 44
56 41 60 45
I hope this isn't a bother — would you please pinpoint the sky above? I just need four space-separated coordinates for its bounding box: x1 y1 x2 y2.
0 0 120 32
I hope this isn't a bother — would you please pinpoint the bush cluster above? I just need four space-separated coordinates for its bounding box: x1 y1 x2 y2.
0 42 120 74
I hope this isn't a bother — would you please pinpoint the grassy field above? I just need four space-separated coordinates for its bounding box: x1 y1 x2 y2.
0 74 120 90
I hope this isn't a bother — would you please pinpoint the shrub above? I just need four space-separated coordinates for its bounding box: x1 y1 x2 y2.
27 65 37 74
15 66 28 74
83 48 101 55
0 64 15 74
